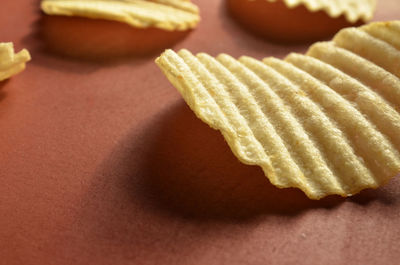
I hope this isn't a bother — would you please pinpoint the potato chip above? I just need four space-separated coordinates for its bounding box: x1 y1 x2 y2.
332 21 400 78
227 0 376 42
267 0 376 23
0 42 31 82
41 0 200 31
155 21 400 199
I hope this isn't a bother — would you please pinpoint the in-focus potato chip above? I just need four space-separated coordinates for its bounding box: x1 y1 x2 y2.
0 42 31 82
155 21 400 199
227 0 376 42
41 0 200 31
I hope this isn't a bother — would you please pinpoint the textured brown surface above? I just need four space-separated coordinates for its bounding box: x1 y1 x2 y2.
1 1 400 264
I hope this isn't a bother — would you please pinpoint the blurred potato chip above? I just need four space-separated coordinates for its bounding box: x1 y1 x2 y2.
155 21 400 199
0 42 31 81
227 0 377 42
267 0 376 23
41 0 200 31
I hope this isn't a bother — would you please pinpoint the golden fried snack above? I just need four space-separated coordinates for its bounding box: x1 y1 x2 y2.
227 0 376 42
0 43 31 82
155 21 400 199
41 0 199 31
40 0 200 58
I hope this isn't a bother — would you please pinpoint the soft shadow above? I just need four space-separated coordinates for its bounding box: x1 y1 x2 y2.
23 13 190 67
0 92 6 102
0 81 8 102
216 0 312 58
349 176 400 206
140 102 341 220
220 0 314 46
222 0 361 45
0 80 9 90
89 100 398 223
137 101 400 220
22 17 105 74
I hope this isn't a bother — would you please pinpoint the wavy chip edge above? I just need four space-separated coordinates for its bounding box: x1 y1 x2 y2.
264 0 376 23
41 0 200 31
155 21 400 199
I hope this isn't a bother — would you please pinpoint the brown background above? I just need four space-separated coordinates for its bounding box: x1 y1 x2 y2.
1 1 400 264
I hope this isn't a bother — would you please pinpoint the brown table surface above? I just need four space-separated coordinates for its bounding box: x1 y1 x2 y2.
1 1 400 264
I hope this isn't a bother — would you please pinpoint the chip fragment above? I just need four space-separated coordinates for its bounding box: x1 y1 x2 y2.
265 0 376 23
0 43 31 82
155 21 400 199
41 0 200 31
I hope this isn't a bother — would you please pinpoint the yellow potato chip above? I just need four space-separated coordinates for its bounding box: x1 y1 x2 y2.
41 0 200 31
267 0 376 23
332 21 400 77
155 21 400 199
0 42 31 82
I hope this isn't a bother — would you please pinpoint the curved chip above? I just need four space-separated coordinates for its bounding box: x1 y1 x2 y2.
155 21 400 199
0 43 31 82
41 0 200 31
266 0 376 23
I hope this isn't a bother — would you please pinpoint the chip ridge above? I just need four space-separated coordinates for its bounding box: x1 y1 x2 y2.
264 0 376 23
156 21 400 199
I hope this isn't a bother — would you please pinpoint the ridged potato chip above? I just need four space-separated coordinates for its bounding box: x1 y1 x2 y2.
227 0 376 42
0 43 31 82
41 0 200 31
155 21 400 199
267 0 376 23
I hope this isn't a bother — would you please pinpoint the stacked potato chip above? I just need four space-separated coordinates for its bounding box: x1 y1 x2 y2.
0 43 31 81
156 21 400 199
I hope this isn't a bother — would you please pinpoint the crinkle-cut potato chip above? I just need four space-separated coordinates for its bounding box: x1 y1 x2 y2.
155 21 400 200
227 0 376 42
266 0 376 23
41 0 200 31
0 43 31 82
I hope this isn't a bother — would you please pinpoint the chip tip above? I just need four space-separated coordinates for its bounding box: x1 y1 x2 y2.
216 53 235 61
177 49 194 57
197 52 214 59
284 52 299 61
163 48 174 54
262 56 280 64
21 49 32 61
155 49 174 66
